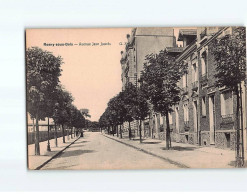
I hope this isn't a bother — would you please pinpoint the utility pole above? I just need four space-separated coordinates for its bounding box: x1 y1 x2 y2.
236 83 245 167
47 117 51 151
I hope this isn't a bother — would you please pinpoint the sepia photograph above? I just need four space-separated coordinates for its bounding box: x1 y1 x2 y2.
26 27 246 170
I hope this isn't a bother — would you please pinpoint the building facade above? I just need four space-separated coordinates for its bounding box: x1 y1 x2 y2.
156 27 246 151
120 27 177 137
120 27 246 151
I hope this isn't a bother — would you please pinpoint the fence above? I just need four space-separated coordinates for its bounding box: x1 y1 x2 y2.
27 129 70 145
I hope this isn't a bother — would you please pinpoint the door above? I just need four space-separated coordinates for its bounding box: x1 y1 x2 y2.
209 95 215 144
193 101 198 143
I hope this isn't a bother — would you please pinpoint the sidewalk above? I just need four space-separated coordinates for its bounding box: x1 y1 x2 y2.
28 135 79 170
103 133 236 169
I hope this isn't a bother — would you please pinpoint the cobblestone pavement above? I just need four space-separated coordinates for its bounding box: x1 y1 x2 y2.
41 132 179 170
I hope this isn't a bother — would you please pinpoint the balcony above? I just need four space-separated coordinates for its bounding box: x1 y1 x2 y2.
192 81 198 91
221 114 234 124
182 86 188 95
184 121 189 131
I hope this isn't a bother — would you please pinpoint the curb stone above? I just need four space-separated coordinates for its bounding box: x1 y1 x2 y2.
102 134 190 169
34 136 81 170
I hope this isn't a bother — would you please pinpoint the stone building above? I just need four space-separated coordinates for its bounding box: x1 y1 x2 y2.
157 27 246 151
120 27 177 137
120 27 246 151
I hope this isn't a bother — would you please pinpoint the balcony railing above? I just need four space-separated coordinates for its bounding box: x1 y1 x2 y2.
221 114 234 124
182 86 188 95
192 81 198 91
184 121 189 131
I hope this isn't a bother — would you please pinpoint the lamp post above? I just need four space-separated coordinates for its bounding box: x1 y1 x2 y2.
47 117 51 152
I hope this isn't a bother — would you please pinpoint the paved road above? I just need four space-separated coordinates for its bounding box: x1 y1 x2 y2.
41 132 179 170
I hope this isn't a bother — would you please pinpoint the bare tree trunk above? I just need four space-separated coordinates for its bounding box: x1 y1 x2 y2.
128 121 132 140
112 125 115 136
139 120 142 143
120 125 122 139
54 123 58 147
47 117 51 152
71 128 73 139
235 86 244 167
165 112 171 150
62 124 65 143
35 114 40 155
116 125 119 137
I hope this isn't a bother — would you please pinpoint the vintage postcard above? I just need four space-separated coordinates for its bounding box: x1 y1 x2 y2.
26 27 246 170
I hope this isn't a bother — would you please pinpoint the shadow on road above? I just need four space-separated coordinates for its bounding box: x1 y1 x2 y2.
161 146 196 151
142 141 162 144
73 140 89 144
59 149 95 158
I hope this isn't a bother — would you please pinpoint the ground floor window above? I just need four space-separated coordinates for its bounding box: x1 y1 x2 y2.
220 91 233 118
202 96 206 117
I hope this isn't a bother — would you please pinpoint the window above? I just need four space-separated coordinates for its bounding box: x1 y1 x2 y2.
221 91 233 116
202 97 206 116
183 103 189 122
201 52 207 76
192 63 198 83
182 72 188 88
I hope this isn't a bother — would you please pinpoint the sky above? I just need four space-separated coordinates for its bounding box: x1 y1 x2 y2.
26 28 132 121
26 27 186 121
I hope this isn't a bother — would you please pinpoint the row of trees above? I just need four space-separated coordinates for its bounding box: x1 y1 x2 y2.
99 82 149 142
99 50 186 149
27 47 87 155
99 27 246 152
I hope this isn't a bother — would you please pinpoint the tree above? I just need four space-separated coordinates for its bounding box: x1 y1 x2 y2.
122 83 138 139
132 82 149 143
80 108 91 118
71 108 85 135
211 27 246 167
52 85 73 144
99 110 110 134
106 92 127 138
26 47 62 155
142 50 187 149
67 104 78 139
45 91 57 151
107 96 118 136
115 92 128 139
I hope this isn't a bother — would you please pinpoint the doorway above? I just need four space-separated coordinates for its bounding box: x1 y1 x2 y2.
209 95 215 145
193 101 198 144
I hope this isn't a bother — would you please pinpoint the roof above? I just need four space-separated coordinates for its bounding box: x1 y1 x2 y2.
177 29 197 41
135 27 174 36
